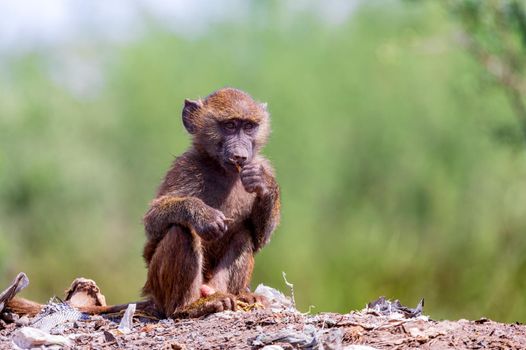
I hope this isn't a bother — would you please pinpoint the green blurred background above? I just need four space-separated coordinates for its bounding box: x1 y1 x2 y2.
1 0 526 323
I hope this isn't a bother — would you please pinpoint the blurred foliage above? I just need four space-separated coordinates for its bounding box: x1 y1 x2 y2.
442 0 526 142
1 1 526 323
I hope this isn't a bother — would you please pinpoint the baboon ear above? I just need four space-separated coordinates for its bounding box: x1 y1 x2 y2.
182 99 203 134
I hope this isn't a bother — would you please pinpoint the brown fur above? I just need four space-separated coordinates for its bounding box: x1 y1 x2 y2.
5 296 159 318
142 88 280 317
5 286 160 319
4 297 43 317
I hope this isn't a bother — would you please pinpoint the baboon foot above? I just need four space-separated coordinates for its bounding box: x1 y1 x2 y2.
173 292 237 318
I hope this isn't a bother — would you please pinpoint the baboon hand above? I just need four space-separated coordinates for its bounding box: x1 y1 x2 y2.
191 206 227 241
240 162 270 196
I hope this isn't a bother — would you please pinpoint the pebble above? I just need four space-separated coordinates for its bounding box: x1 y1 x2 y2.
214 311 234 320
15 316 30 327
1 312 18 323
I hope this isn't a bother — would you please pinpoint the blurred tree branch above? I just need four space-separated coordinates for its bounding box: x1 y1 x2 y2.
444 0 526 143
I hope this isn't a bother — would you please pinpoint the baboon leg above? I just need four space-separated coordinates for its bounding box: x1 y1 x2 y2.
205 230 255 295
174 231 255 320
142 225 202 317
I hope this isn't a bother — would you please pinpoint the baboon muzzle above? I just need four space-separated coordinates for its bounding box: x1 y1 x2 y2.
226 140 252 168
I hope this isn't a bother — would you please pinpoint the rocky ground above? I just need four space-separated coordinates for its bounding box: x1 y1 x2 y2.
1 304 526 349
1 275 525 349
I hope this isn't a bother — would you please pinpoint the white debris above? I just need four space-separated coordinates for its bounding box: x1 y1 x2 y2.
252 324 318 347
343 346 379 350
254 284 293 312
117 303 136 334
12 327 72 349
31 300 83 332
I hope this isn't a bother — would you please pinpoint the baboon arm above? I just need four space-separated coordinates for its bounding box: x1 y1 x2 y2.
250 170 280 252
143 195 208 240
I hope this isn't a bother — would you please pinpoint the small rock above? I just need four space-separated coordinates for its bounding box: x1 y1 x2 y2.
93 319 105 330
475 318 490 324
103 330 116 343
1 312 19 323
163 342 186 350
214 311 234 319
16 315 30 327
140 324 157 333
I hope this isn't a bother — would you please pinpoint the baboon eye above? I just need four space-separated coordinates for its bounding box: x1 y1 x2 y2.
243 122 257 132
223 121 236 131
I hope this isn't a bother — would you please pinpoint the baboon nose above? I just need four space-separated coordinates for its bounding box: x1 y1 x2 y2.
233 155 247 166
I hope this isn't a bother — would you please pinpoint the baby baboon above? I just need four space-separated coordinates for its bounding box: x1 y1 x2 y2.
142 88 281 317
2 88 279 320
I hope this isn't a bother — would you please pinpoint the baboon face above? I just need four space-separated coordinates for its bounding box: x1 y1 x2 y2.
217 117 258 170
182 88 270 172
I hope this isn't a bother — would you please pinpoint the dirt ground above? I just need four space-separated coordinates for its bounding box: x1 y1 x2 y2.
1 306 525 349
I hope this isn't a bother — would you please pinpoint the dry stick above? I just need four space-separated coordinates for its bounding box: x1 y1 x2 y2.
229 159 242 173
282 272 296 310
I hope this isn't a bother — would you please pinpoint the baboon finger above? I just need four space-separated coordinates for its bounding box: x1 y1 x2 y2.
241 175 262 184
